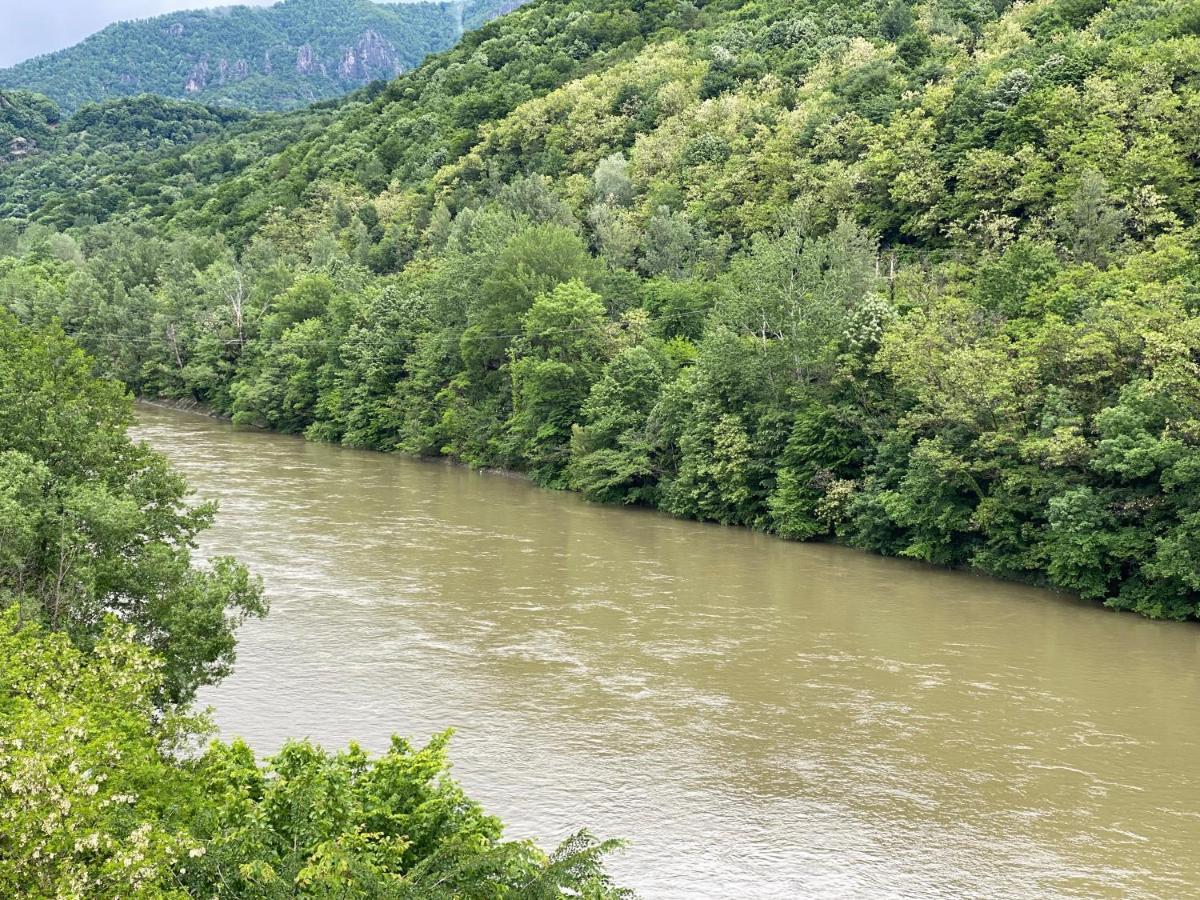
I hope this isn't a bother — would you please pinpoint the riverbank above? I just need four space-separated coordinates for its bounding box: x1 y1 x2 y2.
139 398 1101 621
135 401 1200 899
138 396 231 420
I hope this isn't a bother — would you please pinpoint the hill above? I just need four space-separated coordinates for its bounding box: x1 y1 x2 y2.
4 0 1200 620
0 91 315 221
0 0 523 114
0 90 61 163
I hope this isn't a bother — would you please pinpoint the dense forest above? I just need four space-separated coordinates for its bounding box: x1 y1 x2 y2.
0 90 298 222
3 0 1200 622
0 90 62 164
0 314 628 896
0 0 525 114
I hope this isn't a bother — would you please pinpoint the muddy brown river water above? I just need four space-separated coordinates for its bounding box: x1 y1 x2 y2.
134 403 1200 898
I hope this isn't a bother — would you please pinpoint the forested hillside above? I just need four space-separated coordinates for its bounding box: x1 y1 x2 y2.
0 93 310 223
4 0 1200 619
0 0 524 114
0 90 61 165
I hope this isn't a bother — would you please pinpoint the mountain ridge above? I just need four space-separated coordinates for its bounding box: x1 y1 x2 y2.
0 0 522 114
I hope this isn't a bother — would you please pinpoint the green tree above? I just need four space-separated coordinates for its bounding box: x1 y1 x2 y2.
1056 171 1125 268
0 314 265 702
507 280 609 485
461 223 596 373
569 344 669 504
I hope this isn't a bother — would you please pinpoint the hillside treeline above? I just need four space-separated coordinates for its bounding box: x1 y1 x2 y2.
4 0 1200 618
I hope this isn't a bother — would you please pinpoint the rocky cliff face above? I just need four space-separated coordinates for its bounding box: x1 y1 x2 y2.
182 31 404 92
185 55 256 94
184 58 208 94
338 30 402 81
4 135 35 164
295 44 323 77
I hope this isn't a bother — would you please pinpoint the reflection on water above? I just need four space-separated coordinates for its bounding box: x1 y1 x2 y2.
134 403 1200 899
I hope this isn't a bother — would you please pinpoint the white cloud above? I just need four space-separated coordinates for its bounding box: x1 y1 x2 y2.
0 0 277 68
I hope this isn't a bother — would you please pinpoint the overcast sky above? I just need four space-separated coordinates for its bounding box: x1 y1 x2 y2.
0 0 277 68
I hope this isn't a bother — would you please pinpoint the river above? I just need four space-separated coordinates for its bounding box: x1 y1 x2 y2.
133 403 1200 899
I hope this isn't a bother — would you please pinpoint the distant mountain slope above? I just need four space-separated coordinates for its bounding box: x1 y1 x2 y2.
0 0 523 114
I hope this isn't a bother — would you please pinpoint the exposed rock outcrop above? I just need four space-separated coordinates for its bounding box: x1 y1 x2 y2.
215 58 251 82
184 57 209 94
2 135 37 167
338 47 357 80
338 30 401 81
295 44 325 76
8 136 34 159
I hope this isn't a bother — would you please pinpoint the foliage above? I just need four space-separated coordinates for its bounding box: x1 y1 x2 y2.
0 92 259 224
0 610 631 898
0 0 526 115
0 313 266 702
0 611 207 898
5 0 1200 619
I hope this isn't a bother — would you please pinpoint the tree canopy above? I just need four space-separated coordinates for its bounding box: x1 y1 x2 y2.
4 0 1200 620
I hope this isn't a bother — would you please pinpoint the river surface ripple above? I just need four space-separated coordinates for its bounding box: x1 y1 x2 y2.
133 404 1200 899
